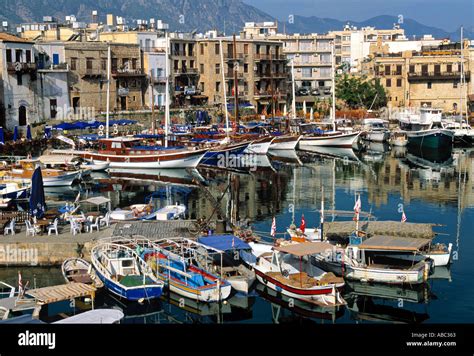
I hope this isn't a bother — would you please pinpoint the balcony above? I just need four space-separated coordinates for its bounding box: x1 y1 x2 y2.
254 54 287 61
254 71 287 79
82 68 106 78
225 71 244 79
152 76 168 84
254 90 288 98
112 67 145 77
408 71 470 82
37 62 69 72
173 67 199 76
7 62 37 74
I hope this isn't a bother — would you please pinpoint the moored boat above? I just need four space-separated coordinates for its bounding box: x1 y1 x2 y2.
61 258 104 289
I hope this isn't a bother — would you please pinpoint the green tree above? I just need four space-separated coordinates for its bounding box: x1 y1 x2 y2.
336 74 387 110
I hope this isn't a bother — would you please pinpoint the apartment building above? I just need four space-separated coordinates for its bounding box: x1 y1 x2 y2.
196 34 287 115
65 41 146 116
363 42 471 112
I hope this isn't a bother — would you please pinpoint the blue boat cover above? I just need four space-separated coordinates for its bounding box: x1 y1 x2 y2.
198 235 251 251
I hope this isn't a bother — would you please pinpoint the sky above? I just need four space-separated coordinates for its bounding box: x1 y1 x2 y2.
243 0 474 32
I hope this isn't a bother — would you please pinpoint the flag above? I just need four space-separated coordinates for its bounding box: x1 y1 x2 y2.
270 217 276 237
300 214 306 234
401 211 407 223
353 195 361 213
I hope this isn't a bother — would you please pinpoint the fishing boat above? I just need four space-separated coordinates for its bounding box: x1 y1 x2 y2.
442 119 474 145
6 159 81 187
299 131 361 148
196 235 256 294
398 107 454 150
61 258 104 288
248 241 345 306
90 243 164 301
389 131 408 147
243 136 274 155
55 137 208 169
361 119 390 143
144 239 232 302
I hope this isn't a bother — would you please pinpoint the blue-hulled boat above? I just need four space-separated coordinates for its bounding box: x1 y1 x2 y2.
199 141 250 168
91 243 164 301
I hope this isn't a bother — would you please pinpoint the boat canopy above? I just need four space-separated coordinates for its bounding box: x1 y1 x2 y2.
274 241 333 257
358 235 431 252
197 235 251 252
53 309 124 324
80 196 111 206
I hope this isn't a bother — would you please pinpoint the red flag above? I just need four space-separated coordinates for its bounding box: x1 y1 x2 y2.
271 217 276 237
401 211 407 223
300 214 306 234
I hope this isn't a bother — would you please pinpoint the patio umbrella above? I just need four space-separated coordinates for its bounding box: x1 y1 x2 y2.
302 101 307 116
310 107 314 121
283 104 287 117
29 166 47 219
26 125 32 141
0 127 4 145
13 126 19 142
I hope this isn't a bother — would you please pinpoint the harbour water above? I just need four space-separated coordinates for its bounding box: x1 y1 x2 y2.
1 146 473 324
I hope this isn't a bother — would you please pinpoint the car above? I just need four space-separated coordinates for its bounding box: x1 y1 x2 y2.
311 88 320 96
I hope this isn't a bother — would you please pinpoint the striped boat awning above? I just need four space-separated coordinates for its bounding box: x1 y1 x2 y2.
358 235 431 252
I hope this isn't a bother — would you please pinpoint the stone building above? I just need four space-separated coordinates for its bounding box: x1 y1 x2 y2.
196 34 287 115
64 41 146 117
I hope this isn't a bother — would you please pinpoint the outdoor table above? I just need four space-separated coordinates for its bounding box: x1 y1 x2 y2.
34 219 52 235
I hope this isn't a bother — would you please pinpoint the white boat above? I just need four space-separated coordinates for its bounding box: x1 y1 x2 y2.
299 131 361 148
80 160 110 171
61 258 104 289
53 309 124 324
269 135 301 150
361 118 390 143
154 204 186 221
0 182 30 200
311 235 432 284
389 131 408 147
249 241 346 307
243 136 274 155
442 118 474 145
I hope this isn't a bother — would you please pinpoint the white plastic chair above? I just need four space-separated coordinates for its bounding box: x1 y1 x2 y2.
25 220 40 236
89 217 100 233
4 218 16 236
99 212 110 227
47 218 59 236
70 220 82 236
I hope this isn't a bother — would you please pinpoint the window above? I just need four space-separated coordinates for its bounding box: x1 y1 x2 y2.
299 41 311 51
6 49 12 63
200 63 205 74
86 58 93 70
112 58 118 71
101 58 107 71
244 63 248 73
190 60 194 69
427 82 432 89
215 43 220 55
396 65 402 75
434 64 441 74
215 63 220 74
386 79 391 87
200 43 204 55
200 82 205 92
301 54 311 64
244 44 249 55
409 65 415 73
50 99 57 119
216 81 220 92
447 64 452 73
25 50 31 63
397 79 402 87
385 65 390 75
15 49 22 62
453 81 458 88
17 73 22 85
132 58 137 70
422 64 428 74
302 67 312 78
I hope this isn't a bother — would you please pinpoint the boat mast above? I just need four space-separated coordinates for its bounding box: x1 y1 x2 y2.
291 59 296 121
460 26 466 119
331 41 336 132
233 34 239 125
320 186 325 240
105 44 111 138
164 32 170 147
150 70 155 134
219 39 230 139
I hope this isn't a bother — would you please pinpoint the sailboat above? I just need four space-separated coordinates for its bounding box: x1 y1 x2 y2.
298 43 360 148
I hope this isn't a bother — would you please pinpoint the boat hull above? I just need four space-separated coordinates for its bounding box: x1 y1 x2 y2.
362 131 390 143
406 129 454 150
244 137 273 155
269 135 301 150
299 132 360 148
199 142 249 167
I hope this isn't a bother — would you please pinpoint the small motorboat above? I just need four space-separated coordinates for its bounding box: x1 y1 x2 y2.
61 258 104 289
80 160 110 172
110 204 153 221
152 204 186 221
389 131 408 147
91 243 164 301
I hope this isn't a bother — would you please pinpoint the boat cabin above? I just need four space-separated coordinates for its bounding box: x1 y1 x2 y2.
97 138 185 155
99 249 140 278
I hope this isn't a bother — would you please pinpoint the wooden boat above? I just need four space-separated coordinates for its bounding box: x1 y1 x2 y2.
55 137 208 169
361 119 390 143
0 181 30 200
243 136 274 155
61 258 104 289
196 235 256 294
91 243 164 301
249 241 346 307
144 239 232 302
6 159 81 187
299 131 361 148
199 141 250 167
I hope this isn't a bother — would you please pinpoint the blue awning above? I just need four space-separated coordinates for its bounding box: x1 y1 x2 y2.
198 235 251 252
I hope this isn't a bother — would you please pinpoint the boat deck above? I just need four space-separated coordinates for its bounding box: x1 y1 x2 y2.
119 275 154 287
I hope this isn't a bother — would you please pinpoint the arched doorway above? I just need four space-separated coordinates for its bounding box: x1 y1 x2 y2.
18 106 27 126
